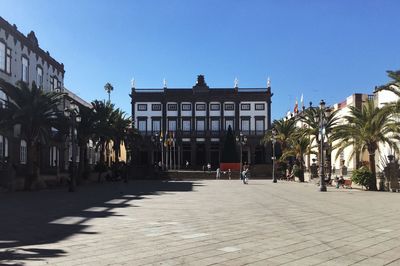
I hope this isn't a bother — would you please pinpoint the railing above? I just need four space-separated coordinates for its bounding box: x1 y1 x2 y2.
139 130 266 137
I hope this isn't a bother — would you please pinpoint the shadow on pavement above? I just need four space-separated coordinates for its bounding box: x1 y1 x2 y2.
0 180 201 264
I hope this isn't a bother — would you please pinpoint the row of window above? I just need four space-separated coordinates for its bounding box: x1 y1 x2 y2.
137 118 265 133
137 103 265 112
0 41 61 89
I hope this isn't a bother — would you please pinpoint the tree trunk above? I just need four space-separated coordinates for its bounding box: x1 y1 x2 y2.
368 152 377 191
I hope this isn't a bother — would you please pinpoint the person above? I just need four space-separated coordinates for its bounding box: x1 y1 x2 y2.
207 163 211 173
228 169 231 180
242 169 249 184
216 168 221 179
185 160 189 169
158 161 162 170
337 176 345 188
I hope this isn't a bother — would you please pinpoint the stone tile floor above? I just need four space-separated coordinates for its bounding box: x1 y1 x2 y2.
0 179 400 265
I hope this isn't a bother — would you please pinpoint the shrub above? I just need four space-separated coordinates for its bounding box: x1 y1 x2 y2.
351 166 374 190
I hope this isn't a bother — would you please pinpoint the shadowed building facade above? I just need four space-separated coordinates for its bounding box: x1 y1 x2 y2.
130 75 273 171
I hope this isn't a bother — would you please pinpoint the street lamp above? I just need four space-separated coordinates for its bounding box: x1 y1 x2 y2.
159 132 164 171
271 128 277 183
65 101 81 192
319 99 327 192
236 133 248 178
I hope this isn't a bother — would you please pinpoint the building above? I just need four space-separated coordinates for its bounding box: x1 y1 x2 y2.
130 75 273 170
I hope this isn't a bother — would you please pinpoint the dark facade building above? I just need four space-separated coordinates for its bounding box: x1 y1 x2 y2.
130 75 273 170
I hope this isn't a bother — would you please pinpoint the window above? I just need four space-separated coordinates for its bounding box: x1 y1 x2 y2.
182 103 191 111
137 104 147 111
182 119 191 131
0 42 4 71
50 76 58 90
20 140 27 164
0 135 8 158
168 119 177 131
36 66 43 88
210 103 220 111
225 103 234 111
6 48 11 74
225 119 234 131
196 119 205 131
211 119 220 131
241 104 250 110
22 57 29 82
0 89 7 109
255 119 265 133
49 146 59 167
241 119 250 132
152 119 161 132
168 103 177 111
138 119 147 132
196 103 206 111
255 103 265 110
151 104 161 111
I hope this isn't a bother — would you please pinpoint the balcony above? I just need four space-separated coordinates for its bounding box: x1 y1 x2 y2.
138 130 266 137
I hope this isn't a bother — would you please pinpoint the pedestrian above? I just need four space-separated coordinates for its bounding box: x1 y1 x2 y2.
207 163 211 173
216 168 221 179
228 169 231 180
158 161 162 170
185 160 189 169
242 169 249 184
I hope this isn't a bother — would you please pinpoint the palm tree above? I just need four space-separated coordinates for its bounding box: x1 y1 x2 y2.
263 118 297 153
104 83 114 102
0 79 63 189
110 109 131 163
299 105 339 177
92 100 115 164
331 100 400 190
281 133 311 182
76 105 96 180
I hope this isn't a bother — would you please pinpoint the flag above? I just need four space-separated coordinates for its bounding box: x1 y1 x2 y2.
294 100 298 114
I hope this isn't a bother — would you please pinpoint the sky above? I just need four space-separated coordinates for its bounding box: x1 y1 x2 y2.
2 0 400 120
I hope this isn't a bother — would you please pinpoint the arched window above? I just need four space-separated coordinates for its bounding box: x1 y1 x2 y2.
20 140 27 164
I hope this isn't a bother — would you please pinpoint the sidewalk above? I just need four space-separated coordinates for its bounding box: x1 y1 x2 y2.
1 180 400 265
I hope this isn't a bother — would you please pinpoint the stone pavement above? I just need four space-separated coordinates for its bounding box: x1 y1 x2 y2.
1 180 400 266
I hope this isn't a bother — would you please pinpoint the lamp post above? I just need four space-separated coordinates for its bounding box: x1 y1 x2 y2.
151 133 159 166
65 102 81 192
271 128 277 183
319 99 327 192
160 133 164 171
236 133 248 178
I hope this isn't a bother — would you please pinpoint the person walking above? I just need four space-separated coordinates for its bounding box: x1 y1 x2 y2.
242 169 249 184
228 169 231 180
207 163 211 173
216 168 221 179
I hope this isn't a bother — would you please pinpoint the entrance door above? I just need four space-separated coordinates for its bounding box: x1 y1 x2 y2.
196 143 206 168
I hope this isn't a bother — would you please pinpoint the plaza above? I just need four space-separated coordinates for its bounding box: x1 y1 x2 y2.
1 179 400 266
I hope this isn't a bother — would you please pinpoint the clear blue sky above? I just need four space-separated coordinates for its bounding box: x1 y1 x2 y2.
2 0 400 119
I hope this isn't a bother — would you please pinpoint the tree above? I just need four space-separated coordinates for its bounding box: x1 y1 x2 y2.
221 126 239 163
281 133 311 182
110 109 131 163
92 100 115 164
262 118 297 157
76 105 96 180
104 83 114 102
331 100 400 191
0 79 63 189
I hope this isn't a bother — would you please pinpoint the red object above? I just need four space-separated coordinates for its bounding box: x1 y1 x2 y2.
220 163 241 171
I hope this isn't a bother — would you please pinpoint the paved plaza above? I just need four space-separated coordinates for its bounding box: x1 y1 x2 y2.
1 179 400 266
